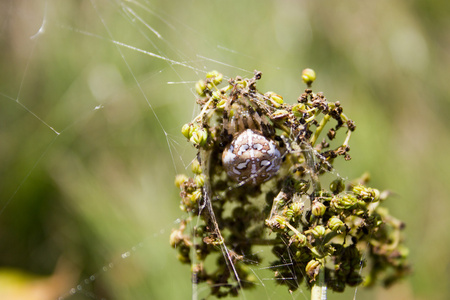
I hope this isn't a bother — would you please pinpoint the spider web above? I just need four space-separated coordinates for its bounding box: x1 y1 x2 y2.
0 1 374 299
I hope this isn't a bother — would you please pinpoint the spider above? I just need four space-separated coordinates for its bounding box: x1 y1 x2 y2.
219 86 284 186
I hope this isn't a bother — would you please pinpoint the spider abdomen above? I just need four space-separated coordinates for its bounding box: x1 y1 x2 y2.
222 129 282 185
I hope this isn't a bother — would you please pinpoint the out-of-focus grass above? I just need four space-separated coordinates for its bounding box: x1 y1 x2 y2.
1 0 450 299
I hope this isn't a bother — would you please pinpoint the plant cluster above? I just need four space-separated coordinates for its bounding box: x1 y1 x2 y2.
171 69 409 298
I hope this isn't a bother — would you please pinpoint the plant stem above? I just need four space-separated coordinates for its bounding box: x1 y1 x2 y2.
192 273 198 300
311 261 327 300
310 114 331 146
343 129 352 147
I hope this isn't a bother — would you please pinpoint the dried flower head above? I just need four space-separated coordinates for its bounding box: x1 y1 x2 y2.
172 70 410 298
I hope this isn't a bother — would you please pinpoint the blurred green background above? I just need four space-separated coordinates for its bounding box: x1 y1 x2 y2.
1 0 450 299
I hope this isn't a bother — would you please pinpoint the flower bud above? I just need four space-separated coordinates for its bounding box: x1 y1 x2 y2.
328 216 345 233
216 98 226 110
265 91 284 108
169 229 184 248
294 179 310 193
373 188 381 202
284 208 294 220
271 109 289 120
310 225 326 238
353 184 380 202
312 200 326 217
275 216 287 229
235 79 247 89
181 123 192 139
191 159 202 174
195 80 207 96
331 194 357 210
330 178 345 194
292 103 306 117
290 201 304 216
189 189 202 203
190 128 208 146
211 90 221 101
206 70 223 85
305 259 321 279
302 68 316 86
292 233 307 247
266 216 287 230
174 174 189 188
194 174 206 187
